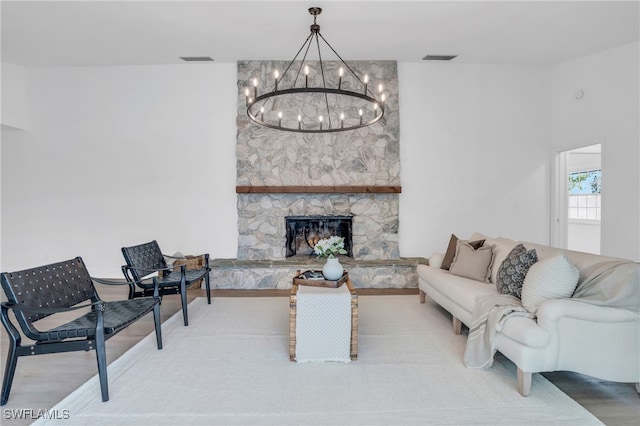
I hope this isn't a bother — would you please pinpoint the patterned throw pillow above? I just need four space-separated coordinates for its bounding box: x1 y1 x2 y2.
496 244 538 298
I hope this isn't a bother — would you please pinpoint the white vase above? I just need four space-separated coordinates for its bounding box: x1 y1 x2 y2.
322 257 343 280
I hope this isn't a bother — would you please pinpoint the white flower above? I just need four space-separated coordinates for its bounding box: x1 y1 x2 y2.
314 236 348 258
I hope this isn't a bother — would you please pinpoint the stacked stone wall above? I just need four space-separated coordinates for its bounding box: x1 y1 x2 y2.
236 60 400 262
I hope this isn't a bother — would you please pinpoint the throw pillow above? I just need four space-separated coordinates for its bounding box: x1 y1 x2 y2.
441 234 485 270
521 255 580 315
428 253 444 269
484 238 519 285
496 244 538 299
449 242 495 283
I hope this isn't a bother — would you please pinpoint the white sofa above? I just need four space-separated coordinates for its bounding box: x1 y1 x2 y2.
418 233 640 396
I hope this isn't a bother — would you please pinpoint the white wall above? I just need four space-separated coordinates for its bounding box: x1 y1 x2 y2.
1 62 28 130
0 61 554 274
1 64 238 276
551 41 640 260
398 63 551 257
2 45 637 275
0 62 29 271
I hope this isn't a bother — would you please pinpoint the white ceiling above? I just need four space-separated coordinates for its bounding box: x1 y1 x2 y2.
2 0 639 67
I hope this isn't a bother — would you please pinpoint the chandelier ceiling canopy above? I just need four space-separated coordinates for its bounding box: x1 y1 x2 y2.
243 7 387 134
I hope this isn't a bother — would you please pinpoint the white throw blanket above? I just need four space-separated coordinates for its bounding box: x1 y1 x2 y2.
463 294 533 369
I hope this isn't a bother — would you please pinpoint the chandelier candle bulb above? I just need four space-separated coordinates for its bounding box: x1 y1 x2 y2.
304 65 309 87
298 114 302 129
338 67 343 89
319 115 323 130
274 70 279 91
244 88 250 106
359 108 363 125
260 106 264 121
278 111 283 127
340 112 345 128
364 74 369 94
253 78 258 98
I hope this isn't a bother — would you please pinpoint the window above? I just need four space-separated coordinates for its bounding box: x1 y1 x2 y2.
568 170 601 221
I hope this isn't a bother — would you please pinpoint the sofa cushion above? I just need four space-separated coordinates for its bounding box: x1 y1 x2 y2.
496 244 538 299
521 255 580 315
449 242 494 283
417 265 499 320
441 234 484 270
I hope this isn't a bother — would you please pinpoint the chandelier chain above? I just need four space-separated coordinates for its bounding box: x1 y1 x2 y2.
314 32 333 129
317 32 373 98
282 32 313 90
291 34 314 90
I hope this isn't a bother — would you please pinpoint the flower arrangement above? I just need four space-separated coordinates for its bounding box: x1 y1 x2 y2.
313 236 348 259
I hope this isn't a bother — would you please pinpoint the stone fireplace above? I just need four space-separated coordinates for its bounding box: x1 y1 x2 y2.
208 59 426 289
236 192 400 261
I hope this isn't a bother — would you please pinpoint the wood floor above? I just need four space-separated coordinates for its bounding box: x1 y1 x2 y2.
1 286 638 425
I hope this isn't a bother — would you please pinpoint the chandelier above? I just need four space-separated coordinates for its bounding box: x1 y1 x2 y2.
243 7 386 134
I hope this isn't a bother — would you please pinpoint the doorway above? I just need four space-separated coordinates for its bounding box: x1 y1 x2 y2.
555 144 602 254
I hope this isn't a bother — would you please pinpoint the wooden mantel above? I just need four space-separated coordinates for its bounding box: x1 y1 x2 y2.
236 185 402 194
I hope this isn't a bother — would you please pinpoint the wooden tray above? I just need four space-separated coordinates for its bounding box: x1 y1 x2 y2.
293 269 348 288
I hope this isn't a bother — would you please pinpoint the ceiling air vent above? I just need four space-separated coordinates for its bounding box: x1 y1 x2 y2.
422 55 457 61
179 56 214 62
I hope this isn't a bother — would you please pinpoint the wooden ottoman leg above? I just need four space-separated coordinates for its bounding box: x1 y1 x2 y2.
289 284 298 361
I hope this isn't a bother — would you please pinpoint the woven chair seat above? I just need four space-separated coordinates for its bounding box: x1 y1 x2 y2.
151 268 208 288
39 298 159 342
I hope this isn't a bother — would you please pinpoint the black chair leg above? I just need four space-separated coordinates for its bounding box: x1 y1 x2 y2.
180 278 189 326
1 306 21 406
204 272 211 305
1 344 18 406
94 310 109 402
153 302 163 350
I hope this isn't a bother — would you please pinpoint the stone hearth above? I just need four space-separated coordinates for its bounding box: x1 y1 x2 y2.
210 257 427 289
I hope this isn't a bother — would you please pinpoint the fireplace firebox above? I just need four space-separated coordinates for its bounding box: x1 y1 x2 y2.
285 215 353 258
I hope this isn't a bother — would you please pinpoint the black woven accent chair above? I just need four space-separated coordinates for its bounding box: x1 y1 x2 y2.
121 240 211 326
0 257 162 405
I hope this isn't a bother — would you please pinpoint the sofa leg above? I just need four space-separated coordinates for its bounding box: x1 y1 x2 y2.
452 317 462 335
517 368 531 396
419 290 426 303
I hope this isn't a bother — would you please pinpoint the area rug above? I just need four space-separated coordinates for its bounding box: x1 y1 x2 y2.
35 296 602 425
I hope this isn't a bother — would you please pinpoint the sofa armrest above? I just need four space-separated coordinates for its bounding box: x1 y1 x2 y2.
537 298 638 329
534 297 639 382
428 253 444 269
